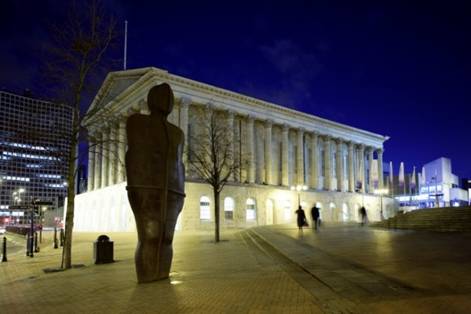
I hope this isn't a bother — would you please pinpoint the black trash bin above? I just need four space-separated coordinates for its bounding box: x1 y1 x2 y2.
94 235 114 264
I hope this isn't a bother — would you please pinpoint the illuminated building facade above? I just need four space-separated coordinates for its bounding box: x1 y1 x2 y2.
0 91 72 221
395 157 469 210
74 67 396 231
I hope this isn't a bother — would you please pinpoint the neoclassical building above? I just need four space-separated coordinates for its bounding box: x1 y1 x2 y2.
73 67 396 232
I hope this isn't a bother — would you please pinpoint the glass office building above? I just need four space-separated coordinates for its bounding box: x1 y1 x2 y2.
0 90 73 222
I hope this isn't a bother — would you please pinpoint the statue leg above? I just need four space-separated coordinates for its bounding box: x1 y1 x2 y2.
158 193 184 279
128 189 164 283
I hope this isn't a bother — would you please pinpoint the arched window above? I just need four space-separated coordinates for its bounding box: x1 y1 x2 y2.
224 197 235 220
316 202 323 220
283 199 292 221
342 203 349 221
200 196 210 220
329 202 336 221
246 198 256 221
354 204 360 222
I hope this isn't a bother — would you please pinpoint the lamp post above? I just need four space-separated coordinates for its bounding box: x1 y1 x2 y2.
374 188 389 220
291 185 308 208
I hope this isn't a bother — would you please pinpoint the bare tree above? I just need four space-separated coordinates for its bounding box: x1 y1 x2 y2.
188 108 240 242
41 0 119 269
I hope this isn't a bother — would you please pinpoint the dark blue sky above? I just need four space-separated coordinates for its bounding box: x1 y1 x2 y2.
1 1 470 178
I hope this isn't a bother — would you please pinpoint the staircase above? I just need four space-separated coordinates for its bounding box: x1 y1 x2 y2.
371 206 471 232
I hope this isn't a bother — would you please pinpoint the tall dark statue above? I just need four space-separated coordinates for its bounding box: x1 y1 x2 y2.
125 83 185 283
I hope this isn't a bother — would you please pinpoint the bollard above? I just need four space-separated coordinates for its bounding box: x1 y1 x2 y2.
34 232 40 253
53 227 58 249
29 231 34 258
26 234 30 256
60 228 64 247
1 237 7 262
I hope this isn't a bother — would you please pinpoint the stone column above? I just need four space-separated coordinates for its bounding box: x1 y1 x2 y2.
180 98 190 176
377 148 384 189
108 123 117 185
348 142 355 192
87 138 95 191
227 110 235 181
336 139 344 191
101 127 109 188
93 132 102 190
247 116 255 184
368 147 374 193
117 118 127 182
323 136 332 190
359 145 365 193
281 124 289 187
264 120 272 185
310 133 319 189
296 129 304 185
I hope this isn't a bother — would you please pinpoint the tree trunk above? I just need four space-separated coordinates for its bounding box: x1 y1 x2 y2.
62 112 79 269
214 189 220 242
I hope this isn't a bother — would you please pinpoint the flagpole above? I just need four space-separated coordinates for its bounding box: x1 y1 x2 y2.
123 20 128 70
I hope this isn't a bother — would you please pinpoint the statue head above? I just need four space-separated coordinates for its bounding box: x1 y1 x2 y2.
147 83 174 116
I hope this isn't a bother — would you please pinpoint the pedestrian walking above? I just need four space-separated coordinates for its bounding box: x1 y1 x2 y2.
359 206 368 226
310 204 320 230
295 206 308 230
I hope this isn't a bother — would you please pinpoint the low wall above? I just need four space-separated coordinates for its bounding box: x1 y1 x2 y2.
71 181 398 232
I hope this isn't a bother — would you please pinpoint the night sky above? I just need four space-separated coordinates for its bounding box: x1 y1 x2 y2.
1 1 470 179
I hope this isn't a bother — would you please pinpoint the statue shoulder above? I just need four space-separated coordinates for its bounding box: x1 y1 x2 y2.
127 114 148 129
168 124 185 142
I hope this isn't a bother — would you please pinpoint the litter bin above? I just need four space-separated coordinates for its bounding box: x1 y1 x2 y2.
94 235 114 264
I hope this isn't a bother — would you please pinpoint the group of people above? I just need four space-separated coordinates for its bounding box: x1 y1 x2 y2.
295 204 321 230
295 204 369 230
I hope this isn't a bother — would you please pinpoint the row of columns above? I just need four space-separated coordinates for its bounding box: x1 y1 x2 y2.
87 117 127 191
223 113 384 193
87 100 384 194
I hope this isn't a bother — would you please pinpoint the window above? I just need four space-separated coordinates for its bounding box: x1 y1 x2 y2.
224 197 235 220
342 203 349 222
200 196 210 220
283 199 292 221
246 198 256 221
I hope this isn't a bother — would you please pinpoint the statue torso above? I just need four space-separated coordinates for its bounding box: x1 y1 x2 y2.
125 113 185 194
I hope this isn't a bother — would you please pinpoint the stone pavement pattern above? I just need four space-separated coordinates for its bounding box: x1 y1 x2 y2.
0 230 322 314
1 225 471 313
251 224 471 313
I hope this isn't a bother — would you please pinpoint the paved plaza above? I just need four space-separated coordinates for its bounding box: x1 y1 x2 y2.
1 224 471 313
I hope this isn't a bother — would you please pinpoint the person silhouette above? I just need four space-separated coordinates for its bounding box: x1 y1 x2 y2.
126 83 185 283
295 206 307 230
311 204 320 229
359 206 367 226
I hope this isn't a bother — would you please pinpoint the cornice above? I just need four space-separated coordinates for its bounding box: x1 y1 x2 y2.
87 67 388 148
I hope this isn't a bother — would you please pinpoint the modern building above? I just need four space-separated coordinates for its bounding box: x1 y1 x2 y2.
73 67 396 232
395 157 469 210
0 90 73 223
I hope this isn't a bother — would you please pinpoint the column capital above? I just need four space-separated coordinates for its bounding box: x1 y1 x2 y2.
376 148 384 154
348 141 355 149
282 124 290 132
311 131 319 138
247 115 255 124
265 119 273 128
180 96 192 107
321 134 331 141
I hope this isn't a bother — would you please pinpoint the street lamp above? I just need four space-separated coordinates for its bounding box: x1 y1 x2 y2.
291 185 308 208
374 188 389 220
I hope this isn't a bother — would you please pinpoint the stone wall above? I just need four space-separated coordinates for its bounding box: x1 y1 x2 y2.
71 181 397 232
